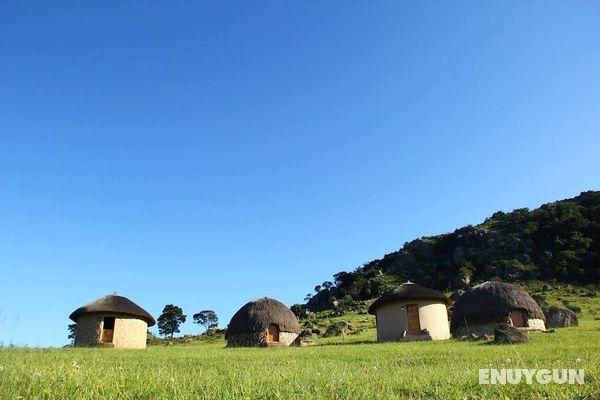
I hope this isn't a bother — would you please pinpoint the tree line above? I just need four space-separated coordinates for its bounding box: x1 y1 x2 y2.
156 305 219 339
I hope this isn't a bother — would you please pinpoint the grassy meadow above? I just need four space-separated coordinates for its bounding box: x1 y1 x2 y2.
1 323 599 399
1 284 599 399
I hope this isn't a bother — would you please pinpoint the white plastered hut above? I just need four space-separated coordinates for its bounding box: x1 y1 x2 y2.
450 281 546 337
69 294 156 349
226 297 301 347
368 282 452 341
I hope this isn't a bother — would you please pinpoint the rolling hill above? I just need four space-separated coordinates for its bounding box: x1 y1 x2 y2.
302 190 600 312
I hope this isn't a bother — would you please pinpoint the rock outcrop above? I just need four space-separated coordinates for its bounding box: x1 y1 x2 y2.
543 307 579 328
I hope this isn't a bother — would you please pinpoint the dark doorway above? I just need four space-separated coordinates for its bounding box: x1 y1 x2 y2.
101 317 115 343
509 310 525 328
266 324 279 342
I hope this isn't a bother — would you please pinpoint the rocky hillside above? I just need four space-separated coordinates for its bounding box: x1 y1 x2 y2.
301 191 600 312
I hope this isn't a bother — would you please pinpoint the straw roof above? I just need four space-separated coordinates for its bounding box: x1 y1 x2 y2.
368 282 451 314
225 297 300 338
450 281 545 332
69 295 156 326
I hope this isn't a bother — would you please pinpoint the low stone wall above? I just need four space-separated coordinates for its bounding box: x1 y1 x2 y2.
227 331 299 347
278 332 298 346
452 323 497 338
453 318 545 337
526 318 546 331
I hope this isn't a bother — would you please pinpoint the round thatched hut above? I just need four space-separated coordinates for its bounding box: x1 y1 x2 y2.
450 281 546 336
69 294 155 349
226 297 301 347
368 282 452 341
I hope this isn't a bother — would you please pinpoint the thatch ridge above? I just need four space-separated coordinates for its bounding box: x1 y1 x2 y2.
450 281 545 333
226 297 300 338
69 295 156 326
368 282 451 314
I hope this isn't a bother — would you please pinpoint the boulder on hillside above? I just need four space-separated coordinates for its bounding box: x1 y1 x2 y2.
566 306 582 314
323 321 356 337
493 324 530 344
298 329 313 339
543 307 579 328
302 321 317 329
542 283 553 292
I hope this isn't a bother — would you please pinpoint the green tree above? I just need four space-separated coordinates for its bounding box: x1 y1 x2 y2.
290 303 307 319
67 324 77 344
192 310 218 333
157 304 186 338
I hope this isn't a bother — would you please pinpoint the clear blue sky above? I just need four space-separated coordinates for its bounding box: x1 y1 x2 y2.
1 1 599 347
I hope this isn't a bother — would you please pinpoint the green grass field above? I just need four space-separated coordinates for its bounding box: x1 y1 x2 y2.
1 321 599 399
1 284 599 399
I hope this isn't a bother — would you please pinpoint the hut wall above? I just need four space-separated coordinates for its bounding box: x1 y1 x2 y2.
74 315 103 346
526 318 545 331
227 331 267 347
74 314 148 348
112 317 148 349
375 301 408 342
416 301 451 340
375 299 450 341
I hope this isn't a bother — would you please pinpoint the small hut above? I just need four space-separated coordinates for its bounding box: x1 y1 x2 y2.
368 282 452 341
450 281 546 336
226 297 300 347
69 294 155 349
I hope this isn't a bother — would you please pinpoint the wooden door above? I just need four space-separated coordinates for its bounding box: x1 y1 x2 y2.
406 304 421 332
101 329 114 343
267 324 279 342
509 310 525 327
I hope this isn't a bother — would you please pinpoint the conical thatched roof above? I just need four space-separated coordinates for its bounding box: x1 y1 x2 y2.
69 295 156 326
450 281 544 333
368 282 451 314
225 297 300 338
